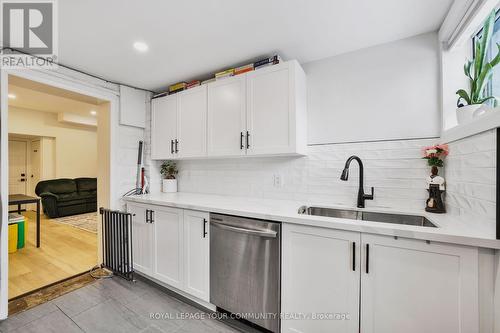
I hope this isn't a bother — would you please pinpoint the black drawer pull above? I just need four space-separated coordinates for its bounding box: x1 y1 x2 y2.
366 244 370 274
352 242 356 271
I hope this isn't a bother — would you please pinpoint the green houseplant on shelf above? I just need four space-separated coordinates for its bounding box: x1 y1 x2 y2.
160 160 178 193
456 10 500 124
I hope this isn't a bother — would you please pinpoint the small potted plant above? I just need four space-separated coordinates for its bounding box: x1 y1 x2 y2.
422 144 449 171
456 10 500 124
160 160 178 193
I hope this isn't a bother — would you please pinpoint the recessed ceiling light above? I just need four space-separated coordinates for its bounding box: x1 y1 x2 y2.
8 93 16 99
133 41 149 52
90 110 97 116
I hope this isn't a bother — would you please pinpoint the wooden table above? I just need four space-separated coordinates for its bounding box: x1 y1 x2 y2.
9 194 41 248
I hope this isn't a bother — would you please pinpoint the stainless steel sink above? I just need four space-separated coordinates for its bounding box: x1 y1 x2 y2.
298 206 437 228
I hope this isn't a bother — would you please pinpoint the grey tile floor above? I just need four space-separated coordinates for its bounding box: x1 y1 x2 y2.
0 277 242 333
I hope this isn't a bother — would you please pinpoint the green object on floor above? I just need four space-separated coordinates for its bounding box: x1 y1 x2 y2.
17 220 25 249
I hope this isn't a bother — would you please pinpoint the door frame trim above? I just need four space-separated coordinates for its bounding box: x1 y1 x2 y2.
0 68 120 319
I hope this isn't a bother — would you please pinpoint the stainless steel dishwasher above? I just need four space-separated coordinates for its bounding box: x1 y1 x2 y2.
210 213 281 333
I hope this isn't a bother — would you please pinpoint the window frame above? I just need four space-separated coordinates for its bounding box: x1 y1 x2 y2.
472 9 500 101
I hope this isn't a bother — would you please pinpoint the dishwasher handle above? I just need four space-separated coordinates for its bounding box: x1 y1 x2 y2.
211 221 277 238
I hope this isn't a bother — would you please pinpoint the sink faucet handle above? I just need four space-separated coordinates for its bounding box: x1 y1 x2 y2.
365 187 374 200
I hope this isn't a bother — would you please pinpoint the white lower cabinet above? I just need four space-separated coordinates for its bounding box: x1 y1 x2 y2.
282 224 361 333
360 233 478 333
183 210 210 302
282 224 479 333
127 203 209 302
152 206 184 289
129 203 153 276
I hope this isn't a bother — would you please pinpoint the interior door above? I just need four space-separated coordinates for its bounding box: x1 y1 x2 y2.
281 223 361 333
183 210 209 301
207 76 247 157
246 63 293 155
151 95 177 159
177 85 208 158
152 206 184 289
360 234 479 333
8 140 28 196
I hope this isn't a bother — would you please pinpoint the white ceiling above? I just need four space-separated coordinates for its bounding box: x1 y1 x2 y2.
9 76 106 116
58 0 453 92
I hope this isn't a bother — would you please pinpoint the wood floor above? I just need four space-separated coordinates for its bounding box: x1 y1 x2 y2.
8 211 97 299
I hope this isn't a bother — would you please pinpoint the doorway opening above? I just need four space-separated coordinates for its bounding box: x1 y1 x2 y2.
6 75 110 300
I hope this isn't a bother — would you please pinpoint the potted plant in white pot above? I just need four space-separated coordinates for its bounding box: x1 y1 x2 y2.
456 11 500 124
160 160 178 193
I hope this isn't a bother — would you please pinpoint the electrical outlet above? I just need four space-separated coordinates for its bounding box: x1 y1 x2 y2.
273 174 284 188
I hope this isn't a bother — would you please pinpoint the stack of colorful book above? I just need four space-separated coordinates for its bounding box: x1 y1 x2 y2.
186 80 201 89
234 63 254 75
169 82 187 94
254 55 281 70
215 68 235 80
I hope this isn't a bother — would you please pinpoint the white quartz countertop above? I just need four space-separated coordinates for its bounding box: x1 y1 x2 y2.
123 192 500 249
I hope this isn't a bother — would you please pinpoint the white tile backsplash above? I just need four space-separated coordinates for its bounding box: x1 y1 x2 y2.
445 130 496 226
148 138 442 211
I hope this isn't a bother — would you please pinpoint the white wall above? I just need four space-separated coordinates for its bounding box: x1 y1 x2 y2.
8 106 98 179
304 32 441 144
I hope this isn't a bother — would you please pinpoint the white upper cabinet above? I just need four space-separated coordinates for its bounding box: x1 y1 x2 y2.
177 86 208 158
360 234 479 333
120 85 147 128
150 60 307 160
207 75 247 157
246 60 307 156
151 95 177 160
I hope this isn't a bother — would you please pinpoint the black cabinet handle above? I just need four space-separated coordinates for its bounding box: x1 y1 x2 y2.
175 139 179 153
352 242 356 271
246 131 250 149
145 210 150 223
240 132 244 149
203 218 208 238
171 140 174 154
366 244 370 274
150 210 154 223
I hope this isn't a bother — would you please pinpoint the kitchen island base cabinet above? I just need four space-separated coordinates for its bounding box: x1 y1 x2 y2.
281 224 361 333
127 203 209 303
282 224 480 333
361 234 478 333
